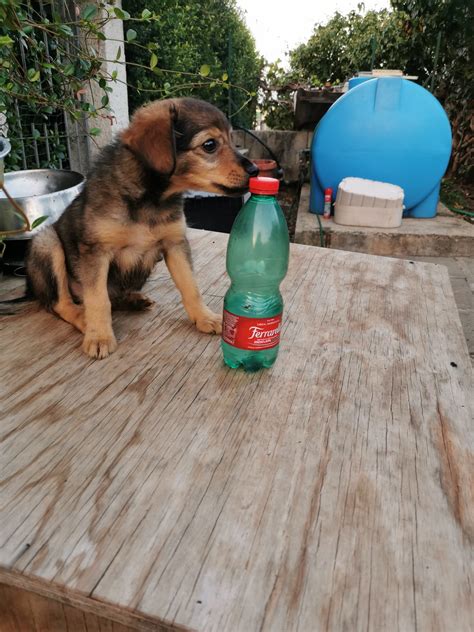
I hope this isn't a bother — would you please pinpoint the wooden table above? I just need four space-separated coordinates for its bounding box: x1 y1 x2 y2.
1 230 473 632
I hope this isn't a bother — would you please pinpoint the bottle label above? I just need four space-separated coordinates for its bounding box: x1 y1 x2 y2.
222 310 282 351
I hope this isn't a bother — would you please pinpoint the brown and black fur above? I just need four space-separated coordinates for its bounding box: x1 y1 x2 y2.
26 98 258 359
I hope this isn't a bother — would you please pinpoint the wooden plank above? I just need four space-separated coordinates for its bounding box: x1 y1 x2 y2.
1 230 473 632
0 583 152 632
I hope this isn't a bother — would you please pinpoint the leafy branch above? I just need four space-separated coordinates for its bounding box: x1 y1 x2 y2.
0 0 256 171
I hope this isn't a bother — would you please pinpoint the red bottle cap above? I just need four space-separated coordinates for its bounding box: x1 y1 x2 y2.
325 187 333 195
249 177 279 195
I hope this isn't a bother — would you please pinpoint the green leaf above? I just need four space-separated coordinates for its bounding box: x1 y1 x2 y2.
101 94 109 107
111 70 118 80
31 215 49 229
115 46 122 61
200 64 211 77
221 72 228 81
80 59 91 72
27 68 40 82
113 7 130 20
150 53 158 69
31 127 40 140
0 35 14 46
82 4 97 20
63 63 75 76
89 127 101 136
58 24 74 37
126 29 137 42
141 9 152 19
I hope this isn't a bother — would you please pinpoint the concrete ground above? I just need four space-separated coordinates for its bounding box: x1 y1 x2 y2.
295 184 474 256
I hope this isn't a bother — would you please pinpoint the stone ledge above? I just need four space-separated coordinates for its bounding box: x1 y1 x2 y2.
295 184 474 257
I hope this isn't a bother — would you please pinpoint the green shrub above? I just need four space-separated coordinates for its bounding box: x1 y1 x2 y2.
123 0 262 127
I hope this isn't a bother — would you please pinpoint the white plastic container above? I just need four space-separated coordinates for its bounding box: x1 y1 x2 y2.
334 177 404 228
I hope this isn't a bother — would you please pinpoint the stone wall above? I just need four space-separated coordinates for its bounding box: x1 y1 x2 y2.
232 130 314 183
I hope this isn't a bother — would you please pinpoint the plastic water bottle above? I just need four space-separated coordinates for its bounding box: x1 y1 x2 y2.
221 177 289 371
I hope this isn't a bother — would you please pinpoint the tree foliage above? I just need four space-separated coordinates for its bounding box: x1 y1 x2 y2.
390 0 473 180
290 9 411 85
259 61 299 130
122 0 262 127
263 1 473 180
261 9 411 131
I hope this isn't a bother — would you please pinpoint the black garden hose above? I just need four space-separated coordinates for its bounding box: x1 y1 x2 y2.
233 125 284 180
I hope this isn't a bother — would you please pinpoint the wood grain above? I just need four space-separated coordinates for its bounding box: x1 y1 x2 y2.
1 229 473 631
0 583 145 632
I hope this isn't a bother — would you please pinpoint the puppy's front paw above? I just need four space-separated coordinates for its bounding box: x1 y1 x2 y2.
195 309 222 335
83 331 118 359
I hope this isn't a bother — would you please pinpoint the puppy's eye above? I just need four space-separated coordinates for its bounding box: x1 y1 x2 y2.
202 139 218 153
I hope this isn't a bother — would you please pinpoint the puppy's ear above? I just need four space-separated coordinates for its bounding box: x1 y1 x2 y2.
121 100 177 174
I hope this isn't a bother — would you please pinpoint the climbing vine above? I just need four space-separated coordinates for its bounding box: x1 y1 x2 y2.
0 0 258 170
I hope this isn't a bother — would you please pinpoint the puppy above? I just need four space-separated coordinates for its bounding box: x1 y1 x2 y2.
26 98 258 359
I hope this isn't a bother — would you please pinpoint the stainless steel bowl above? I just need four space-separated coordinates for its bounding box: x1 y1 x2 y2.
0 138 11 160
0 169 84 239
0 138 11 184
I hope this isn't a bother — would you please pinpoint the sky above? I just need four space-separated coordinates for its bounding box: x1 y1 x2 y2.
236 0 391 65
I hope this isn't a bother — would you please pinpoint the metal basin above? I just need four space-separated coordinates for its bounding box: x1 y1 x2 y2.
0 169 84 239
0 138 11 184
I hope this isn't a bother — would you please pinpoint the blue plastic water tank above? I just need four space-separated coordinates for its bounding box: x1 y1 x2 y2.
310 78 452 217
347 76 373 89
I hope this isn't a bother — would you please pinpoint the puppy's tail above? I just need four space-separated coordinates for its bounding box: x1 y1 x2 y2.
1 224 61 316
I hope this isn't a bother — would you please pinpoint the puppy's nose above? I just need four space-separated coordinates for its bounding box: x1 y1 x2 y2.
246 162 259 177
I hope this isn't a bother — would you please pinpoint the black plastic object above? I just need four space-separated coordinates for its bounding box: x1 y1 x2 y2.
1 239 28 270
184 193 245 234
